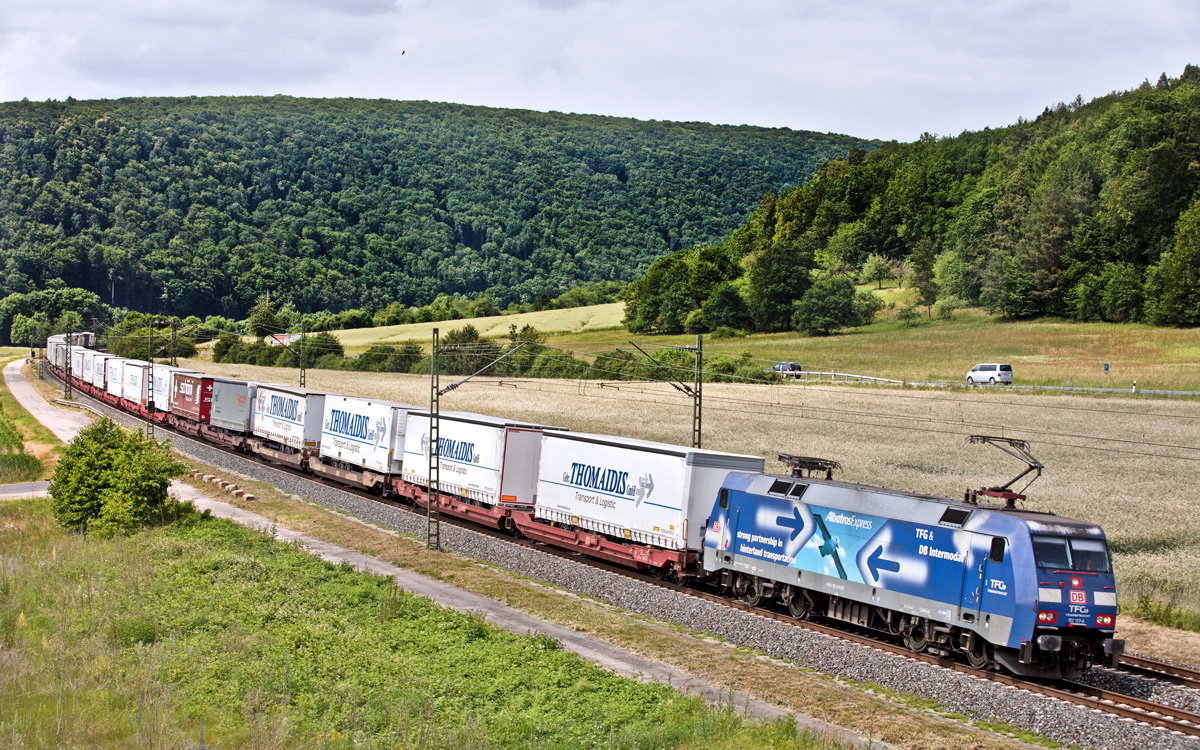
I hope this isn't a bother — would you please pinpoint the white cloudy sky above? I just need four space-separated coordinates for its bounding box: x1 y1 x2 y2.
0 0 1195 141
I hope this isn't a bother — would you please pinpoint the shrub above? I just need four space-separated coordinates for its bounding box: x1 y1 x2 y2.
49 418 186 536
708 326 744 339
896 303 925 327
853 289 885 325
935 295 968 320
255 347 282 367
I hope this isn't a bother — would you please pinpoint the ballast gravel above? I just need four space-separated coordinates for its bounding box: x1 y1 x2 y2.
85 395 1200 750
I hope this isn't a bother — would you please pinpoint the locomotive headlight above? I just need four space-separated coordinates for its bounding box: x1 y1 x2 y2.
1037 610 1058 624
1096 614 1115 627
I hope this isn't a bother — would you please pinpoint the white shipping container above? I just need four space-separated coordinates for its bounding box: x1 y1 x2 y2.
151 366 199 413
121 359 151 406
47 337 66 368
105 359 126 398
210 378 256 432
319 396 415 474
402 412 558 506
91 354 111 389
70 347 86 378
535 432 765 551
251 385 325 450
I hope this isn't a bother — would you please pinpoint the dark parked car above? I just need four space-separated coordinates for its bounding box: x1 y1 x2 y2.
770 362 802 377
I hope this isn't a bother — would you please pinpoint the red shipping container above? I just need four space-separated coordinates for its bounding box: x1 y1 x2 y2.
171 372 214 423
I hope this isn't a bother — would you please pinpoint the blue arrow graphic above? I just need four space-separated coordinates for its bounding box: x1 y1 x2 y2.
867 546 900 581
775 507 806 540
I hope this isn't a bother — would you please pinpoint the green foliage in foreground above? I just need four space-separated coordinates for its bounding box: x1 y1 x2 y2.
48 418 187 536
1133 594 1200 633
0 390 40 484
0 499 845 749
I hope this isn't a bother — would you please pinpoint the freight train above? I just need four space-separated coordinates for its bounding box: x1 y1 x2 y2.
44 335 1124 678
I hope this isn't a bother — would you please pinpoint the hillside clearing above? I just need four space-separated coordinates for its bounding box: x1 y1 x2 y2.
317 304 1200 391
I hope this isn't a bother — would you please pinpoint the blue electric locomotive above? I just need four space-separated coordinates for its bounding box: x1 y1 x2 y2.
702 471 1123 678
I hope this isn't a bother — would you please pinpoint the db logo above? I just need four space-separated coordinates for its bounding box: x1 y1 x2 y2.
1070 590 1086 605
712 521 721 532
1070 577 1082 588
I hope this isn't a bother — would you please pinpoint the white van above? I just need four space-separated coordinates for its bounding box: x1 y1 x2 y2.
966 363 1013 385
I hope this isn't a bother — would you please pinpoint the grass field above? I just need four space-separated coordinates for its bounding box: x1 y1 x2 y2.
335 303 626 354
322 301 1200 391
0 354 64 481
0 498 846 750
186 356 1200 622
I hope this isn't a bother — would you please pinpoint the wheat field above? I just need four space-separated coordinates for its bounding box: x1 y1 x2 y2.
184 358 1200 613
334 303 626 353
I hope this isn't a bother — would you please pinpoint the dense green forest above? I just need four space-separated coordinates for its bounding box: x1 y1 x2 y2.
0 96 871 319
626 66 1200 332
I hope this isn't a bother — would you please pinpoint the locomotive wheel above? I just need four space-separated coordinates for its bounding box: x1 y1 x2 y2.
904 625 928 653
966 640 992 669
741 576 764 607
787 592 812 620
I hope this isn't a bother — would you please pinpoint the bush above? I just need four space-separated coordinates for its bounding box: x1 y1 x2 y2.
212 333 239 361
49 418 186 536
935 295 968 320
255 347 283 367
709 326 744 339
896 303 925 327
853 289 885 325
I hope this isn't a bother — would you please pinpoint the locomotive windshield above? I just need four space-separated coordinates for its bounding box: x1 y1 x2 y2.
1031 535 1111 572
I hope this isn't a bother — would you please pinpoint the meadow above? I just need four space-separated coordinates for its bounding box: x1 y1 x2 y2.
334 303 626 354
327 299 1200 391
188 357 1200 621
0 498 844 750
0 352 61 482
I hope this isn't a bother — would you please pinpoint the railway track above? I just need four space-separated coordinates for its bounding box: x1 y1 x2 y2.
47 364 1200 742
1120 653 1200 690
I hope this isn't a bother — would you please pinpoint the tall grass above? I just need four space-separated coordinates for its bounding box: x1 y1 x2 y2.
0 498 845 749
0 364 42 482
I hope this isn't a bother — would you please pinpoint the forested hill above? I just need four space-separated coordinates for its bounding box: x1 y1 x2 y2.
0 96 872 318
626 65 1200 334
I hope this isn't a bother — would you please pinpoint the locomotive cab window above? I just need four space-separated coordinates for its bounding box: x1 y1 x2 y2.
718 489 729 510
989 537 1006 563
1032 535 1111 572
1068 537 1111 572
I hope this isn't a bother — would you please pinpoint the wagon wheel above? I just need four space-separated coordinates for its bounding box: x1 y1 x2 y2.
787 591 812 620
904 623 928 653
741 575 764 607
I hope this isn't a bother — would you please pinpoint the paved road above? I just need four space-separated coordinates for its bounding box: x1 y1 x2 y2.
3 359 92 443
0 479 50 498
11 360 886 748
